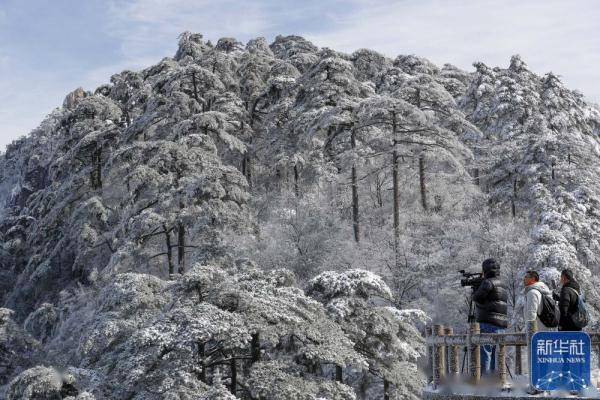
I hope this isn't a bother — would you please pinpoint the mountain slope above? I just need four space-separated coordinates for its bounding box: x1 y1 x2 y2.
1 33 600 399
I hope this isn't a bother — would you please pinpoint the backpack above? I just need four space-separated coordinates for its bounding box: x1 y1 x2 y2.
569 289 589 329
533 288 560 328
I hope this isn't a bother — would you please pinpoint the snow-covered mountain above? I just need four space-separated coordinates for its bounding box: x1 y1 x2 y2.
1 33 600 399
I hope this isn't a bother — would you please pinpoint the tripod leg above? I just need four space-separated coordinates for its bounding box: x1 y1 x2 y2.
461 346 468 374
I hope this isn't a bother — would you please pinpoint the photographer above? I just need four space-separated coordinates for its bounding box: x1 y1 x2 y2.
471 258 508 373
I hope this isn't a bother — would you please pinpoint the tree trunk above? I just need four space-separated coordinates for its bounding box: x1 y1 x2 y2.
511 178 517 218
415 87 421 108
275 167 282 193
251 332 260 364
244 125 253 189
383 379 390 400
164 225 174 276
294 164 300 198
474 168 480 186
392 112 400 270
240 121 247 177
90 147 102 189
96 147 102 188
198 341 206 383
375 174 383 208
230 358 237 394
359 370 369 399
335 365 343 383
351 129 360 243
433 195 442 213
419 153 427 211
311 361 320 374
177 223 185 274
191 72 200 104
325 126 335 163
246 152 252 189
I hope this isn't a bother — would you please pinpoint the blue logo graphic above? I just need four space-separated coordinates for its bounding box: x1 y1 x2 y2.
530 331 591 392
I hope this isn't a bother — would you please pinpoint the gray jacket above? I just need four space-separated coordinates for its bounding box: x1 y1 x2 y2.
524 281 553 330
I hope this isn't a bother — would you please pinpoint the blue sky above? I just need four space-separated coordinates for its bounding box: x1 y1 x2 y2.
1 0 599 151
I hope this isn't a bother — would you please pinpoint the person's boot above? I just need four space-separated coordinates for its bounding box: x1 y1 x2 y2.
526 386 543 395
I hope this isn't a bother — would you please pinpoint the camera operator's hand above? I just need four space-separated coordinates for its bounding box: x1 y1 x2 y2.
472 279 493 304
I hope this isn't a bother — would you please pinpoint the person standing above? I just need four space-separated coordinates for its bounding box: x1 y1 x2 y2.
523 270 559 396
553 269 583 331
523 270 555 331
472 258 508 373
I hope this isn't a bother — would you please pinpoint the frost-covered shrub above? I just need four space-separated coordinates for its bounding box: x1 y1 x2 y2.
0 308 40 387
24 303 59 343
6 366 63 400
247 361 357 400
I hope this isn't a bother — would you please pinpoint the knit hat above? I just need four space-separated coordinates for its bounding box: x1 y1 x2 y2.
482 258 500 276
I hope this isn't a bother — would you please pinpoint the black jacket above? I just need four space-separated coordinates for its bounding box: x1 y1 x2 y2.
553 279 582 331
472 263 508 328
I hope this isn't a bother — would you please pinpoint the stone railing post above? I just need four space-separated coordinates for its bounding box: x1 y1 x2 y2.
445 327 459 376
526 319 537 387
468 322 481 383
425 326 433 384
498 343 507 389
432 324 446 388
514 344 522 375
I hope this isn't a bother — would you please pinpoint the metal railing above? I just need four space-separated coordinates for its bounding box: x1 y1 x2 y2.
425 321 600 390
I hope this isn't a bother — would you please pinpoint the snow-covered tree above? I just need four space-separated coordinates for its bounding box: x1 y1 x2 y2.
308 270 426 400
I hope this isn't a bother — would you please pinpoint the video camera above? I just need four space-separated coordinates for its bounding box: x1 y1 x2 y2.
459 269 484 289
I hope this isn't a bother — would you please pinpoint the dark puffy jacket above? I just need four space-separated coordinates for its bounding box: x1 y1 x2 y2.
472 262 508 328
553 279 582 331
